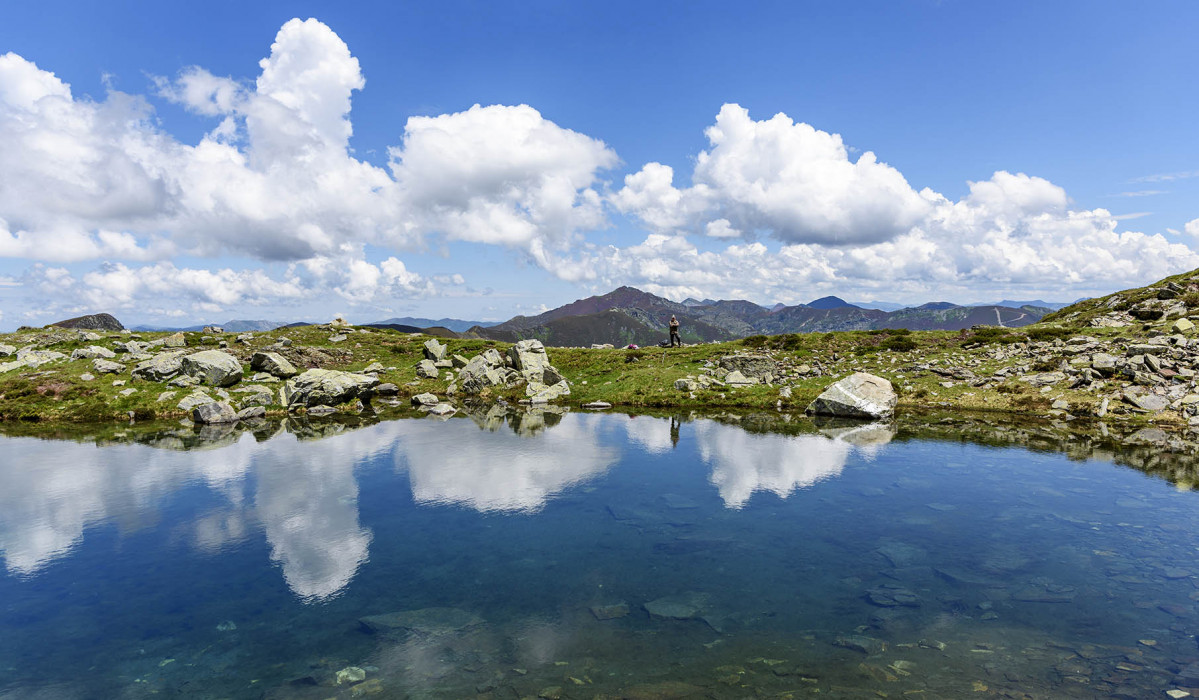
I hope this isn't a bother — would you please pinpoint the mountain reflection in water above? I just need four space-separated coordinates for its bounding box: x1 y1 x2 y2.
0 410 895 601
3 408 1199 698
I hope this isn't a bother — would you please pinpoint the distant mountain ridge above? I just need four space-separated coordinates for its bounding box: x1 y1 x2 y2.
370 317 498 333
464 286 1051 347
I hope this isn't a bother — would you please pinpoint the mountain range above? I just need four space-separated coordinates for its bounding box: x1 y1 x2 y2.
461 286 1056 347
123 289 1072 346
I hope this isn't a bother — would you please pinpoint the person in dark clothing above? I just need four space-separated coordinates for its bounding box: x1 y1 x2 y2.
669 315 681 347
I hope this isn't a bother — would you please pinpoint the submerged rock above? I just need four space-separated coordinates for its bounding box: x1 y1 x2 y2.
644 592 709 620
807 372 897 419
359 607 483 638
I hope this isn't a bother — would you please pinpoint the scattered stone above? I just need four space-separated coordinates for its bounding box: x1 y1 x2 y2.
530 380 570 403
79 373 95 381
723 370 756 386
363 362 384 373
157 391 176 402
71 345 116 360
415 359 439 379
674 378 698 392
807 372 897 419
329 334 347 343
163 332 186 348
119 388 137 397
250 351 298 379
131 351 189 382
0 344 14 357
178 393 215 412
284 369 378 408
192 401 237 424
423 339 447 362
92 359 125 375
411 392 439 406
582 401 612 409
234 406 266 421
181 350 244 387
336 667 367 685
427 403 456 416
375 383 398 396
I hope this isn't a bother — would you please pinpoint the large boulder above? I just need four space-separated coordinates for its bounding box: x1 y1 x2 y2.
50 313 124 331
92 359 125 375
250 351 298 378
181 350 244 387
508 339 550 373
284 369 379 408
806 372 897 419
132 351 188 381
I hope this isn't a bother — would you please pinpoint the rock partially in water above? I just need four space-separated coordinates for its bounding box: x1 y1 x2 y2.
807 372 896 419
285 369 378 408
193 401 237 424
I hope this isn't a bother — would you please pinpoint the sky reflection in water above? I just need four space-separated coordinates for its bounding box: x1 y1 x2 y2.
1 410 1197 699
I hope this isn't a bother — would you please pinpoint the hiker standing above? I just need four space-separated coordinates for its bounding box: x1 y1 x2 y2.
669 315 681 347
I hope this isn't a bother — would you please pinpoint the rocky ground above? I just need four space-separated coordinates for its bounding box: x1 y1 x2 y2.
3 269 1199 438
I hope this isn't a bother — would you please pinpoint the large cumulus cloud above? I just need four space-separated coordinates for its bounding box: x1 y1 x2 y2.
0 18 1197 319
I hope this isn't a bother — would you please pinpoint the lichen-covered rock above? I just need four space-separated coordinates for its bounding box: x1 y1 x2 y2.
0 344 14 357
422 339 447 362
458 355 504 394
92 359 125 375
250 351 298 378
193 401 237 424
530 380 570 404
177 392 215 413
181 350 243 387
234 406 266 421
411 392 439 406
719 355 776 381
132 351 189 382
806 372 897 419
71 345 116 360
163 332 187 348
415 359 439 379
508 339 549 373
285 369 378 408
674 378 698 392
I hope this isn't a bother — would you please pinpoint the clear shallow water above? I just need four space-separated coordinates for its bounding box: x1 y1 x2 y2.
1 410 1198 698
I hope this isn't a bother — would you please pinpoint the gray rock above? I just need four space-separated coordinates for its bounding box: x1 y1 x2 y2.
250 351 298 378
415 359 439 379
422 339 447 362
719 355 776 380
234 406 266 421
202 325 223 333
508 339 550 373
582 401 612 409
363 362 384 373
328 334 347 343
79 373 95 382
92 359 125 374
193 401 237 424
451 354 469 369
0 344 14 357
114 340 149 354
674 378 698 392
237 386 274 408
427 403 456 416
71 345 116 360
1091 353 1117 375
132 351 189 382
530 380 570 404
481 348 505 367
723 370 756 386
375 383 399 396
458 356 503 394
411 392 439 406
177 393 215 412
168 374 201 388
181 350 243 387
162 332 186 348
1123 389 1169 412
15 349 66 368
807 372 897 419
285 369 378 408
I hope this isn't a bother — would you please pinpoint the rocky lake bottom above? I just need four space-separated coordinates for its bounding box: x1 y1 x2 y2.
2 410 1199 699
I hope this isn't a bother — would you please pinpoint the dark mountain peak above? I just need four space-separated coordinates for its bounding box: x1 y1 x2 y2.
914 302 959 310
50 313 124 331
807 296 858 310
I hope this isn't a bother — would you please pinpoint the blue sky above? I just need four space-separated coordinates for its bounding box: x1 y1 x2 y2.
1 1 1197 329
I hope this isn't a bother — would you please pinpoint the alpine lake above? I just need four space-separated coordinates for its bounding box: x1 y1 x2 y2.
2 406 1199 699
